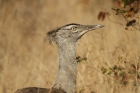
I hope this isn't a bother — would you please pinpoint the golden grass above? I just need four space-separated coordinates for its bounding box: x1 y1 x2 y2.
0 0 140 93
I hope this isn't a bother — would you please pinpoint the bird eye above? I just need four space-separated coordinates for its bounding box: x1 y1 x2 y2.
71 27 77 32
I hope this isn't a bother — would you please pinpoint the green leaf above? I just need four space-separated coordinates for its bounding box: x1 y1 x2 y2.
122 80 128 86
119 10 127 13
113 65 118 70
112 7 117 10
121 0 130 7
82 57 87 61
118 66 123 71
119 71 125 76
107 71 112 75
109 67 113 70
79 87 84 93
101 67 107 74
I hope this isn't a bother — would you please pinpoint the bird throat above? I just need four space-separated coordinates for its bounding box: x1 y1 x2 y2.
53 42 77 93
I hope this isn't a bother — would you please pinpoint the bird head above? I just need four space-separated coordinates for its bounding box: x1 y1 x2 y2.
47 23 104 44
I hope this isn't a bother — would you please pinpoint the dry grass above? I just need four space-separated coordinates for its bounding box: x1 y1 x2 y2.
0 0 140 93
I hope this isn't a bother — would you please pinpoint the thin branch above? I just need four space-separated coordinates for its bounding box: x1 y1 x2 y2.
82 61 117 82
122 14 140 31
121 14 128 22
106 14 124 25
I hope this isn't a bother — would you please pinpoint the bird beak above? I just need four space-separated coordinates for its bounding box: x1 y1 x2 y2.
78 24 104 38
86 25 104 31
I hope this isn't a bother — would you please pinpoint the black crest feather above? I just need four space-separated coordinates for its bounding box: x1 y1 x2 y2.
47 28 59 44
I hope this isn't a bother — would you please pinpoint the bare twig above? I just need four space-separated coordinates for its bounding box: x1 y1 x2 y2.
106 14 124 25
122 14 140 31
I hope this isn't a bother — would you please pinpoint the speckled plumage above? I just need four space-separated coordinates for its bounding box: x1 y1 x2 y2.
15 23 104 93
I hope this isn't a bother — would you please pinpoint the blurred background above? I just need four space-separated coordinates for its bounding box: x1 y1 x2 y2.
0 0 140 93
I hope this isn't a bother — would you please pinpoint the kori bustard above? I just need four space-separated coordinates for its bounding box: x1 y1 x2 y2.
15 23 104 93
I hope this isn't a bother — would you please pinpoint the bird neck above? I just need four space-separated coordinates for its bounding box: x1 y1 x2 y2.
53 42 77 93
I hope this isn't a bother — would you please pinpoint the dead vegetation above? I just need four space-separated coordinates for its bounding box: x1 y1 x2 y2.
0 0 140 93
